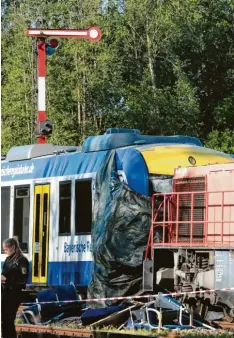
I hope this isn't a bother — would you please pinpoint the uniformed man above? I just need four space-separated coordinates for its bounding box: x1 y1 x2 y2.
1 237 29 338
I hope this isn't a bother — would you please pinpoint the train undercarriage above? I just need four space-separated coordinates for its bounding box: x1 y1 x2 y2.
143 247 234 323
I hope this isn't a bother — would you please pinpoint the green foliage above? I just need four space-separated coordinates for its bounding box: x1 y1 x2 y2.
205 129 234 154
93 327 234 337
178 329 234 338
1 3 36 154
1 0 234 154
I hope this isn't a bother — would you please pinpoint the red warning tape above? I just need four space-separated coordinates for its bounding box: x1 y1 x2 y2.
22 286 234 306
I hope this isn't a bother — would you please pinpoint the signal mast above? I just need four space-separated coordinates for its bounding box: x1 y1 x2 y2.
27 27 102 144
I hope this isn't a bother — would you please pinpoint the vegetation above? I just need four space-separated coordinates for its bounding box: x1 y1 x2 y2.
16 317 234 337
2 0 234 154
81 327 234 337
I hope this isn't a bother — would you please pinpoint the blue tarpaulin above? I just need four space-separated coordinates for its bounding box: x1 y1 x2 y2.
88 151 152 306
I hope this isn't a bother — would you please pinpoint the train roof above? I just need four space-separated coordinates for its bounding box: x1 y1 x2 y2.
1 136 233 195
2 131 202 163
4 144 81 162
0 131 202 186
82 133 202 152
1 129 232 187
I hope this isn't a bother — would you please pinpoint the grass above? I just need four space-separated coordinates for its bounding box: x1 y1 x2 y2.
15 317 25 324
177 330 234 338
93 326 170 336
86 326 234 338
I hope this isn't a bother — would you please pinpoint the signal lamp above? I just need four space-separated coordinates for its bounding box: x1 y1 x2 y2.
46 39 59 56
49 39 59 48
39 120 53 136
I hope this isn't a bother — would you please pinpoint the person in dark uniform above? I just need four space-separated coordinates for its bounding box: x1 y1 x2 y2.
1 237 29 338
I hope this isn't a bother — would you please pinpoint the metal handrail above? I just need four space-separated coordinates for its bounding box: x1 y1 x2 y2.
148 190 234 249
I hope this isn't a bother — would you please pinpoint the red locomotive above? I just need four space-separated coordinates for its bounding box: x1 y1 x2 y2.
144 162 234 322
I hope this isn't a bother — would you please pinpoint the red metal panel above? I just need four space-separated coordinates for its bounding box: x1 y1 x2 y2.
145 163 234 254
150 190 234 248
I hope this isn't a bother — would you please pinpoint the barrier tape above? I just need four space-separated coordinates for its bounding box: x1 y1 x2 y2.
21 286 234 306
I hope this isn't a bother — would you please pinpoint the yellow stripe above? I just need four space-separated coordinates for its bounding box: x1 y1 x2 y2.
140 145 234 175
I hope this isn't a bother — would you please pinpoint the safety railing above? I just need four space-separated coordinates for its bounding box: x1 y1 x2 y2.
145 191 234 259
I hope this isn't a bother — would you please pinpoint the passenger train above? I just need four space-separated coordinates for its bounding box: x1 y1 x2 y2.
1 128 233 289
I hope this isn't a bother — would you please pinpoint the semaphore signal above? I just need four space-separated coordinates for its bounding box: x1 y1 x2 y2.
27 27 102 144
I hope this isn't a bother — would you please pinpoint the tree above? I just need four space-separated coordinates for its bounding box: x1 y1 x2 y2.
1 1 36 154
173 0 234 138
1 0 234 153
205 129 234 154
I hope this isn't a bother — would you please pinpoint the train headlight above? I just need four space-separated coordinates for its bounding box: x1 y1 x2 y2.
188 156 196 165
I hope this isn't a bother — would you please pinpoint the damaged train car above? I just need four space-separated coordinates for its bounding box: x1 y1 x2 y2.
1 128 233 301
144 162 234 321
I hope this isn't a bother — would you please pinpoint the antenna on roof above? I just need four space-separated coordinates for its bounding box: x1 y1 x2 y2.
53 149 65 155
65 147 77 153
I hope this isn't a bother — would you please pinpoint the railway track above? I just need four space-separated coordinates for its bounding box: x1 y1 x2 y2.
16 306 234 336
16 322 234 338
16 324 93 337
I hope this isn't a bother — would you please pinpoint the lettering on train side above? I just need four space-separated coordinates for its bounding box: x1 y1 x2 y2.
1 163 35 177
64 241 92 255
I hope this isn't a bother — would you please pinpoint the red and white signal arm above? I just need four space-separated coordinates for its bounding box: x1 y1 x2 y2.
27 26 102 42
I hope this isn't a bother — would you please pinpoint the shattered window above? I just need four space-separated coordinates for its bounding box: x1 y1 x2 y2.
149 175 173 196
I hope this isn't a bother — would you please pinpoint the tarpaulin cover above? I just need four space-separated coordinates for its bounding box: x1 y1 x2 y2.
88 151 152 306
81 304 125 326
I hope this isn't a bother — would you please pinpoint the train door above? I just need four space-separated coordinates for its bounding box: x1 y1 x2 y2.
32 185 50 284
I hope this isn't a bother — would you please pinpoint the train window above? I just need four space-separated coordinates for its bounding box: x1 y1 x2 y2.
1 186 11 245
75 180 92 233
13 186 30 253
59 181 71 235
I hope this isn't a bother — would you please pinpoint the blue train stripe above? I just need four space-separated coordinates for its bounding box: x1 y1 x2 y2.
0 261 93 286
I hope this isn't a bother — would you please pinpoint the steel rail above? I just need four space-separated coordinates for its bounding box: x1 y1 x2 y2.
16 324 93 337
